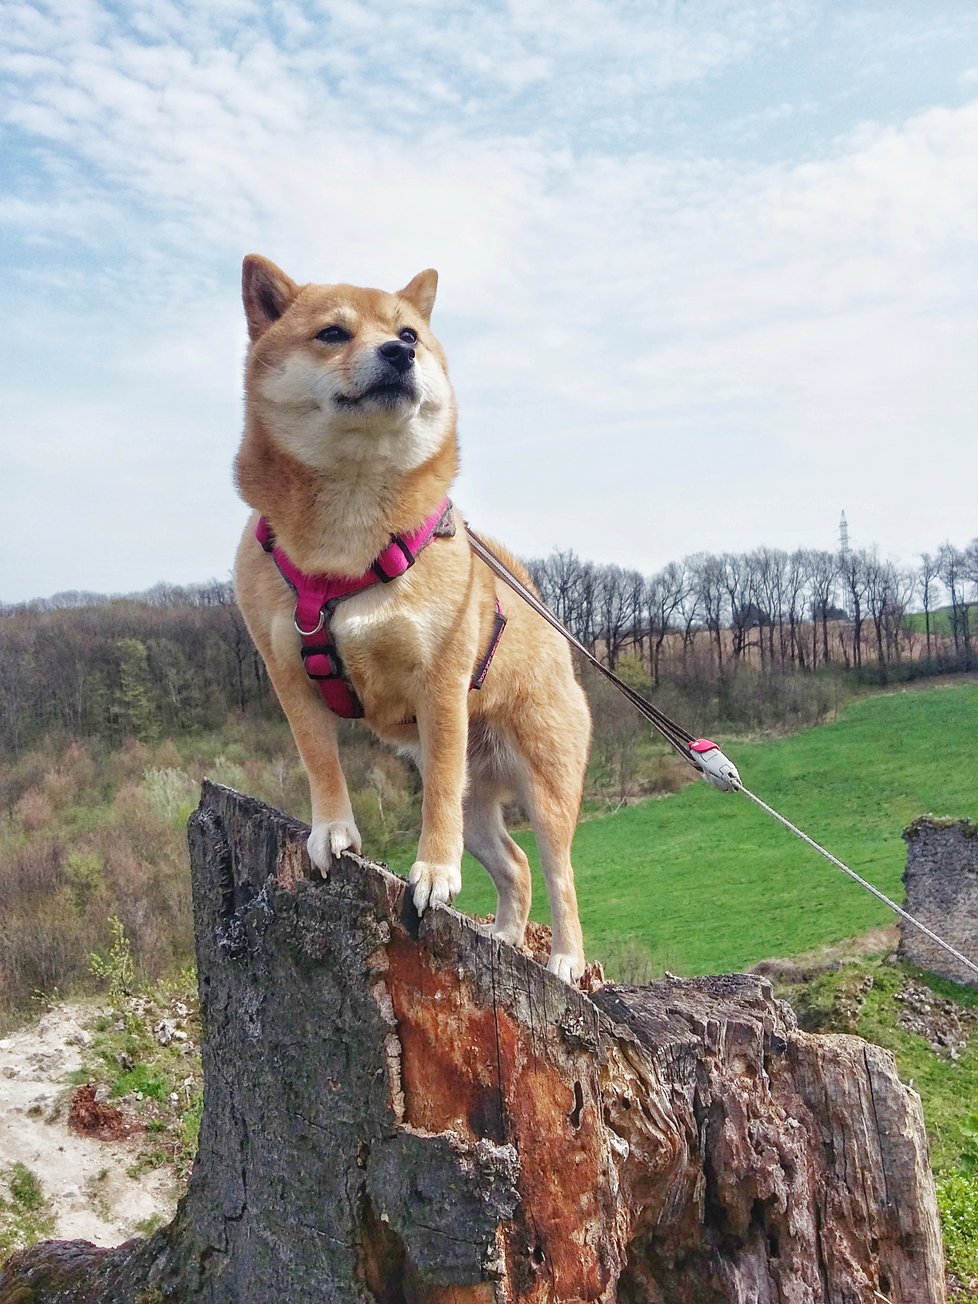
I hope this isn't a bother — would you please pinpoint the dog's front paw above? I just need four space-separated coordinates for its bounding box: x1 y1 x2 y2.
308 820 362 877
547 950 585 984
409 860 461 915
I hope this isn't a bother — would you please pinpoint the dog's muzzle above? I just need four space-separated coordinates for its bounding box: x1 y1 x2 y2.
335 340 419 408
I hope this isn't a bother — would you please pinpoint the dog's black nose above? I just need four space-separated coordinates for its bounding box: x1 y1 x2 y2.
377 339 415 374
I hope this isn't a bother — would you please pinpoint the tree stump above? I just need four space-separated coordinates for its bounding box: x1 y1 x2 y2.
0 783 946 1303
900 816 978 988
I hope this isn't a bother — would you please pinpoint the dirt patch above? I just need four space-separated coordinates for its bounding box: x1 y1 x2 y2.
67 1084 141 1142
751 926 900 984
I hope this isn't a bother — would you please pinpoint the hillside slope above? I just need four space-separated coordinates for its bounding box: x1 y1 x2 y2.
456 679 978 974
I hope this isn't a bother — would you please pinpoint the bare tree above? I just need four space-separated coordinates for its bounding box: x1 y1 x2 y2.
839 548 869 670
646 560 693 686
693 554 728 673
864 551 912 673
625 569 647 668
785 550 810 670
807 550 838 667
750 548 790 670
917 552 941 662
720 553 758 661
529 549 579 628
528 550 597 650
594 565 632 669
939 542 971 658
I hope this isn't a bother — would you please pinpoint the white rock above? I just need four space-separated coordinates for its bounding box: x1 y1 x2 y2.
155 1019 176 1045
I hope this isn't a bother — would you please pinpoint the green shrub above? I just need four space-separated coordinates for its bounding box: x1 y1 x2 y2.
141 767 198 823
64 850 105 908
90 915 137 1009
7 1163 44 1213
0 1163 55 1253
112 1063 169 1101
937 1173 978 1295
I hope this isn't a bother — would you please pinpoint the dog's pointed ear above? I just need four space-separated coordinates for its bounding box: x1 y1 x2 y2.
242 255 299 341
397 269 438 323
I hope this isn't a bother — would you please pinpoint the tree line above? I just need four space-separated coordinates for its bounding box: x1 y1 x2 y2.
0 582 270 753
1 537 976 755
528 538 977 681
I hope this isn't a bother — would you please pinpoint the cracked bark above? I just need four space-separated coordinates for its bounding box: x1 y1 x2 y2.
0 783 946 1303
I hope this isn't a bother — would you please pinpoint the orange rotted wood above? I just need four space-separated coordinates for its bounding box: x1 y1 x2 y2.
385 930 623 1302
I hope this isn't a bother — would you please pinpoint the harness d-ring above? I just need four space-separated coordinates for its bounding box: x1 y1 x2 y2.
294 609 325 637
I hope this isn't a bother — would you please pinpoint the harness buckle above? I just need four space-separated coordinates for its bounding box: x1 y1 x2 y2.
294 608 326 637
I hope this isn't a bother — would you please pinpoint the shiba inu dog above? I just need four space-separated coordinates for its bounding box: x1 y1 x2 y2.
233 256 592 980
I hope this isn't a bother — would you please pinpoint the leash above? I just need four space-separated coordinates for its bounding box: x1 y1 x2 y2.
466 524 978 982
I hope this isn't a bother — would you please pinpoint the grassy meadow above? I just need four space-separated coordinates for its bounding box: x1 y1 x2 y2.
904 604 978 637
453 679 978 974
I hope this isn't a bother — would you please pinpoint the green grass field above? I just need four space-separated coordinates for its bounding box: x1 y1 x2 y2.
904 604 977 636
452 679 978 975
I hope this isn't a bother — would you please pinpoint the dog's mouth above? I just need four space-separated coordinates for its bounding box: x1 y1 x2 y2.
335 378 418 409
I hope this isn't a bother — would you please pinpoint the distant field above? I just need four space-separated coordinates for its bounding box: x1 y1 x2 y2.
904 603 977 636
451 679 978 976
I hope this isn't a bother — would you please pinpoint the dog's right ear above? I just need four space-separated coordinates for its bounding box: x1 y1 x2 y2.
242 255 299 341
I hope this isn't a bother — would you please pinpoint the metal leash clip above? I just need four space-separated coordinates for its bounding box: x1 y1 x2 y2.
688 739 741 791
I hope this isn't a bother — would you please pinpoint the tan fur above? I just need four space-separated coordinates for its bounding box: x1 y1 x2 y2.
233 256 592 980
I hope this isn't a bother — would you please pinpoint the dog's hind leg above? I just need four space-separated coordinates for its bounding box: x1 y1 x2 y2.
463 785 531 949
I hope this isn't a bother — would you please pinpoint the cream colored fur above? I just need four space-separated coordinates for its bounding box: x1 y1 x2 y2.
233 256 592 980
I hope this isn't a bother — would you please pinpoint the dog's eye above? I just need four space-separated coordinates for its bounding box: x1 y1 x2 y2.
398 327 418 345
316 325 351 344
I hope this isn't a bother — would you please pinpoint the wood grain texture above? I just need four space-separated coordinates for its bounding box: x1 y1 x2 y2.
0 784 945 1303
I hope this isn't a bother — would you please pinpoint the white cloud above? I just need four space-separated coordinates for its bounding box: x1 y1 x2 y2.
1 1 977 599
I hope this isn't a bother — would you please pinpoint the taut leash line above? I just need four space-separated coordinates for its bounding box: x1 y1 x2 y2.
733 781 978 979
465 527 696 761
466 523 978 982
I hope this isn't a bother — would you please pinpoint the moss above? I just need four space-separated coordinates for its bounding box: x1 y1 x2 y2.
0 1164 56 1256
903 814 978 840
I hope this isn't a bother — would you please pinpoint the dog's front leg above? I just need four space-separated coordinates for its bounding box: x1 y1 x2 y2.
263 653 361 875
409 683 468 914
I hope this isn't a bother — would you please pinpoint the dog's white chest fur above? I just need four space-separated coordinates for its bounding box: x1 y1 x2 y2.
331 582 442 666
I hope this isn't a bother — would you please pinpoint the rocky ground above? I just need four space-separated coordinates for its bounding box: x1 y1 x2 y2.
0 1003 180 1248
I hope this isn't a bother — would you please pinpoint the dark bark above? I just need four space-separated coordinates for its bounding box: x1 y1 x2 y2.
0 784 946 1303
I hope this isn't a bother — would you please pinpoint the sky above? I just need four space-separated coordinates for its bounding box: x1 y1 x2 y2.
2 0 977 603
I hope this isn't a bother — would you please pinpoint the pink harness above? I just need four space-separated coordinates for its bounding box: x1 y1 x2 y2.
256 498 506 719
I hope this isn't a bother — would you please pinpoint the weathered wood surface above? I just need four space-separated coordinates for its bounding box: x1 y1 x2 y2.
901 816 978 987
0 783 946 1303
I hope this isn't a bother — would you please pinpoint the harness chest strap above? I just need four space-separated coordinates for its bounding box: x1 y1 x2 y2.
255 499 506 718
